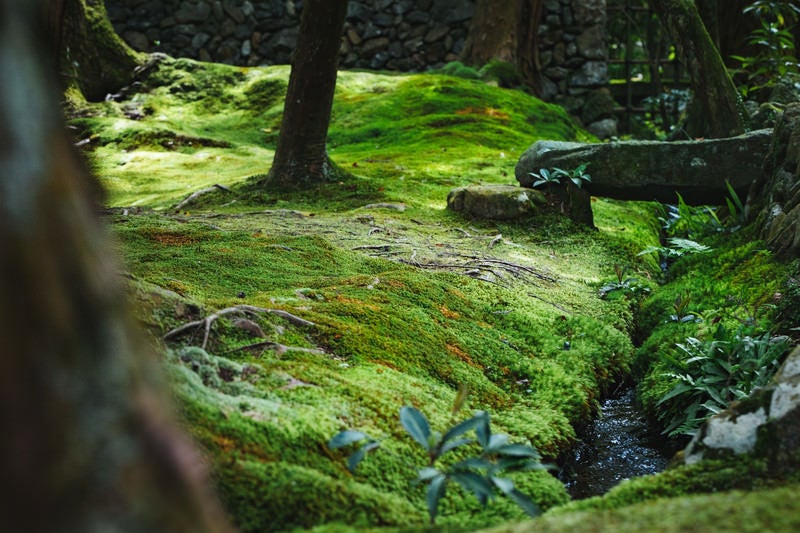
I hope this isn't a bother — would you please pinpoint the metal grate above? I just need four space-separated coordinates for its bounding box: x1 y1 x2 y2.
606 0 691 135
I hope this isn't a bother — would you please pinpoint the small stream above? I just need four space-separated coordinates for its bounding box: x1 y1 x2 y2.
559 388 673 499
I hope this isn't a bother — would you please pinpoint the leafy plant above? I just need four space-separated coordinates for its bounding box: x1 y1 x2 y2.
732 0 800 97
328 396 547 524
669 292 697 323
529 163 591 192
722 181 746 231
599 263 651 299
638 237 712 261
656 325 791 437
658 186 744 242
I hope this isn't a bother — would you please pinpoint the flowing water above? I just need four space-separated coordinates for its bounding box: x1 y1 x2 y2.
560 388 673 499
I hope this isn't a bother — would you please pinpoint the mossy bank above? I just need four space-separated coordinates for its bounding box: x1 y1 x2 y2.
71 56 798 531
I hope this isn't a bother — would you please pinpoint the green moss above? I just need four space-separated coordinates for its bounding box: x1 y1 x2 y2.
487 483 800 533
72 57 795 532
633 228 791 434
550 457 782 514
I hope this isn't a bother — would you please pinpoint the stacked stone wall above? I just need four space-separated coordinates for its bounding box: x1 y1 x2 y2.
107 0 474 70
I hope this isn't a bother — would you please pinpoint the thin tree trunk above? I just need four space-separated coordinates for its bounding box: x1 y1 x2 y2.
264 0 349 190
651 0 747 138
0 2 231 529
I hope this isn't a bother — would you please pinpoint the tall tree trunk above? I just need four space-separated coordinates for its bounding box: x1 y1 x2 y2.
264 0 349 190
0 2 231 530
650 0 747 138
462 0 544 94
696 0 757 68
50 0 143 101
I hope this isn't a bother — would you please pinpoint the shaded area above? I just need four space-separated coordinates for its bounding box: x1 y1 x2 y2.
561 388 671 499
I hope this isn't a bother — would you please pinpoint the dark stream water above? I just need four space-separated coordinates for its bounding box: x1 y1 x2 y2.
560 388 673 499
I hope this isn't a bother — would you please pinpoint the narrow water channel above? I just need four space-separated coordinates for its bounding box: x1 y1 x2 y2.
560 388 673 499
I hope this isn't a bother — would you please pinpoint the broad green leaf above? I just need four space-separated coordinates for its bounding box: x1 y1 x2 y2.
486 433 510 452
454 457 493 471
658 382 693 404
347 440 380 473
450 472 493 506
426 474 448 523
475 411 491 448
439 437 472 456
495 443 541 458
441 413 484 445
506 488 541 518
490 476 514 494
328 430 368 449
417 466 441 481
400 406 431 451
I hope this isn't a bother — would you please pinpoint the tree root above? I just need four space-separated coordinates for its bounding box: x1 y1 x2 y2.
163 305 314 350
230 341 326 357
173 184 231 211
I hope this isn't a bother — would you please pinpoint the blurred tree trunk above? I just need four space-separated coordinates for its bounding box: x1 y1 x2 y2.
462 0 544 94
264 0 349 189
47 0 143 101
0 2 231 530
651 0 747 138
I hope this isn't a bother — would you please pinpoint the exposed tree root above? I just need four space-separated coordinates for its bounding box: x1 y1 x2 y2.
231 341 326 357
173 184 232 211
399 257 557 286
163 305 314 350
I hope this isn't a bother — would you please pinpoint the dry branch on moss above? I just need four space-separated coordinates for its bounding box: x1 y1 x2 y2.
163 304 314 350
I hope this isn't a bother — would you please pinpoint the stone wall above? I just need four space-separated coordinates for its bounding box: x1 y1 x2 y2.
538 0 615 138
107 0 616 136
107 0 473 70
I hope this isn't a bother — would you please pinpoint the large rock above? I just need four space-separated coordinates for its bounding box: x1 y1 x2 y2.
446 185 545 220
749 103 800 257
682 346 800 473
516 130 774 205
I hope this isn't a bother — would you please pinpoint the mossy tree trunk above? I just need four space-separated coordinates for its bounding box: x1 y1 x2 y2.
650 0 747 138
0 2 231 530
264 0 349 190
49 0 143 101
696 0 757 67
462 0 544 94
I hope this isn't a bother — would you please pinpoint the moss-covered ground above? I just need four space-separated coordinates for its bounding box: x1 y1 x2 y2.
71 56 799 531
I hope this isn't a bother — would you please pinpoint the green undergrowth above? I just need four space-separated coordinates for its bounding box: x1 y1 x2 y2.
71 56 794 531
632 229 792 432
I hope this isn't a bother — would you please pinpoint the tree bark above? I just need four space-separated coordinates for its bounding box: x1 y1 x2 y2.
0 2 231 530
264 0 349 190
462 0 544 94
696 0 757 68
650 0 747 138
49 0 143 101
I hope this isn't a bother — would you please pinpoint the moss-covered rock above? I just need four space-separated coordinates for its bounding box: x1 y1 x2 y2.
447 184 545 220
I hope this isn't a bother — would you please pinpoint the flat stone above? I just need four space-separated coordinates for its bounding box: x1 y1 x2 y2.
447 184 545 221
